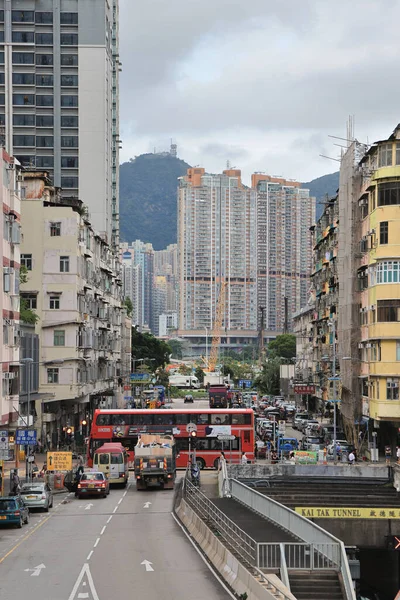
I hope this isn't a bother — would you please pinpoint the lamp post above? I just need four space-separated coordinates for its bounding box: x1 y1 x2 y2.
20 357 33 482
205 328 208 369
327 320 338 465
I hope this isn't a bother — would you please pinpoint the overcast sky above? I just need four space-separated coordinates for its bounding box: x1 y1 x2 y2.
119 0 400 185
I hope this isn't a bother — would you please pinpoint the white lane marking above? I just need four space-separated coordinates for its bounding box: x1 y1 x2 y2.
113 506 118 513
122 491 127 497
117 498 122 505
143 502 152 509
68 563 100 600
93 538 100 548
141 559 154 572
100 526 106 535
24 563 46 577
84 504 94 511
86 551 93 561
171 512 236 600
107 515 113 524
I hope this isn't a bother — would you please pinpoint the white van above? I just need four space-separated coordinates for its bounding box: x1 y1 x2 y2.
168 375 200 389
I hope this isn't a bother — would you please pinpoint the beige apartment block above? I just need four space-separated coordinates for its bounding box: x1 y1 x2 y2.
0 150 21 427
20 171 124 445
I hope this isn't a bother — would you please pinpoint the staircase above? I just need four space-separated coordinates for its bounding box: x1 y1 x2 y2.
289 570 344 600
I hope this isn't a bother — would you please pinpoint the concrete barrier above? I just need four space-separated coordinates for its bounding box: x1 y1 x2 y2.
228 463 390 480
175 496 296 600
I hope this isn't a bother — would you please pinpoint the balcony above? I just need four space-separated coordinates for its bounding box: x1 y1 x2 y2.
369 398 400 421
369 322 400 339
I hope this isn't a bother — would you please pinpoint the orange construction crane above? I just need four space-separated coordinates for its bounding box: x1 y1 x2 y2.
208 281 227 373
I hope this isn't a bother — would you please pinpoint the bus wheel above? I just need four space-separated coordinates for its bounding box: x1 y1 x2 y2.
213 458 219 470
196 458 205 470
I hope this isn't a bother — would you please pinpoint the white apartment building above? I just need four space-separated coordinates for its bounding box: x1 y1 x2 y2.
159 311 178 338
0 0 120 248
121 240 154 332
178 168 257 345
20 171 123 444
0 150 21 427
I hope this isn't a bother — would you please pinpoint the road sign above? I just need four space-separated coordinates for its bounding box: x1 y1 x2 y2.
239 379 253 389
16 429 37 445
217 434 236 441
123 385 131 391
0 431 8 450
186 422 197 434
47 451 72 471
294 384 315 394
130 373 150 381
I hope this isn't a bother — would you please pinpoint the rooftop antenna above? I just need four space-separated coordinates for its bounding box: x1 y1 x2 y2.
226 159 231 169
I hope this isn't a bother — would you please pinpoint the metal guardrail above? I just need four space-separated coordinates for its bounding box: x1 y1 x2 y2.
218 458 231 498
183 476 257 565
257 542 341 570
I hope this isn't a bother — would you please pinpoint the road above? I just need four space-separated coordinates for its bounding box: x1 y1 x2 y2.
0 480 232 600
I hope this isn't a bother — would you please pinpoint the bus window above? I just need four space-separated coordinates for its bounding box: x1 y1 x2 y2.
176 438 189 451
99 453 109 465
111 453 123 464
136 414 153 425
231 413 245 425
243 414 252 425
243 431 251 443
211 414 229 425
195 414 209 425
209 438 223 450
111 415 127 426
175 414 189 425
97 414 110 426
154 413 174 425
196 439 210 450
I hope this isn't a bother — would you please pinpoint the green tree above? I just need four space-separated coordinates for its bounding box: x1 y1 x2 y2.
155 368 169 387
168 339 183 359
268 334 296 360
194 366 205 385
131 327 171 370
254 357 281 396
178 364 191 375
19 266 39 325
124 296 133 317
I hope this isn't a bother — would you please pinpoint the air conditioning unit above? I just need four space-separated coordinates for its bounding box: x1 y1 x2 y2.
3 372 15 380
3 267 14 275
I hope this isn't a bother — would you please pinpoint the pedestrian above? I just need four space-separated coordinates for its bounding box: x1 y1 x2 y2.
10 470 20 496
385 445 392 465
218 451 225 470
241 452 248 465
46 433 51 451
396 446 400 464
348 450 355 465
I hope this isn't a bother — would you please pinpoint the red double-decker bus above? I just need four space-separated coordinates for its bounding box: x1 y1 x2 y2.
87 408 255 470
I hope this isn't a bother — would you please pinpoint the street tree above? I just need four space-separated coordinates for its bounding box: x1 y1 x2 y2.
268 334 296 360
254 357 281 396
131 327 171 370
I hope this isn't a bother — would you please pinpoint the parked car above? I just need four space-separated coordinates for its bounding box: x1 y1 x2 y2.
20 482 53 512
301 436 324 451
0 496 29 528
184 394 194 403
327 440 352 455
76 472 110 499
293 413 310 430
322 425 345 441
299 419 319 434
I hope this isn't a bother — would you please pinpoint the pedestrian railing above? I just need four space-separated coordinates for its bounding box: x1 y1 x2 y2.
257 542 341 570
183 475 257 566
218 458 231 498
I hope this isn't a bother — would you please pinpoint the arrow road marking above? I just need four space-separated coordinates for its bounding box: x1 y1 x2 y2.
24 563 46 577
143 502 152 509
68 563 99 600
141 559 154 572
84 504 94 510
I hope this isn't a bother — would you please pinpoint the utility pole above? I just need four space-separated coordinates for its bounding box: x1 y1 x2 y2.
259 306 266 362
283 296 289 334
331 319 338 465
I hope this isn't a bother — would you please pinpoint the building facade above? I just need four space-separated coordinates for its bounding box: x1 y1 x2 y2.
177 168 257 351
253 174 315 333
20 171 123 446
0 0 120 247
0 149 21 427
121 240 154 332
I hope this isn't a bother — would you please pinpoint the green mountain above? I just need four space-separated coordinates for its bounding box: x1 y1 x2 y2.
119 153 191 250
302 171 339 221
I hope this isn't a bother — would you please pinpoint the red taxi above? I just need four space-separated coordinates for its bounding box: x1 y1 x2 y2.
77 472 110 499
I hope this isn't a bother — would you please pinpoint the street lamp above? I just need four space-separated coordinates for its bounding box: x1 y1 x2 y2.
327 320 339 465
20 357 33 482
205 328 209 369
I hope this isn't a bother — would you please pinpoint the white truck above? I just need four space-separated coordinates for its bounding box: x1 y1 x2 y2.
168 374 200 389
203 373 231 387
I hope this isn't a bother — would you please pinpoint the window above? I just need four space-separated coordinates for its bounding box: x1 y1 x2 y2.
36 115 53 127
12 52 34 64
12 10 34 22
36 74 53 87
210 414 229 425
0 73 4 85
0 95 4 106
21 253 32 270
12 73 35 85
21 293 37 310
13 94 34 105
61 75 78 87
13 135 35 147
50 222 61 237
36 54 53 66
378 143 392 167
61 177 78 188
12 31 34 43
13 114 35 126
36 33 53 45
60 256 70 273
377 299 400 322
380 221 388 245
0 31 3 43
376 261 400 284
15 155 35 167
36 156 54 168
54 330 65 346
61 54 78 66
61 33 78 46
378 182 400 206
61 116 78 128
397 341 400 362
61 136 78 148
61 156 78 168
0 115 5 126
36 12 53 24
36 136 53 148
60 12 78 24
0 53 4 64
47 368 59 384
61 95 78 107
36 95 53 107
49 295 60 310
387 378 399 401
0 10 3 21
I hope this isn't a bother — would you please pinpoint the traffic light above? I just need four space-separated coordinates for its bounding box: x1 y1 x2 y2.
81 419 87 427
190 430 197 437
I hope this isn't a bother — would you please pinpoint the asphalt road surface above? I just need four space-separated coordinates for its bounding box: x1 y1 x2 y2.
0 480 232 600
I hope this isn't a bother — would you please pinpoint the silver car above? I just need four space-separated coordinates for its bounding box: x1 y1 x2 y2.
20 482 53 512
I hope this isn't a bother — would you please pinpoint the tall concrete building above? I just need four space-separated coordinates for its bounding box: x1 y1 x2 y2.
253 174 315 333
121 240 154 332
177 168 257 350
0 0 120 247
